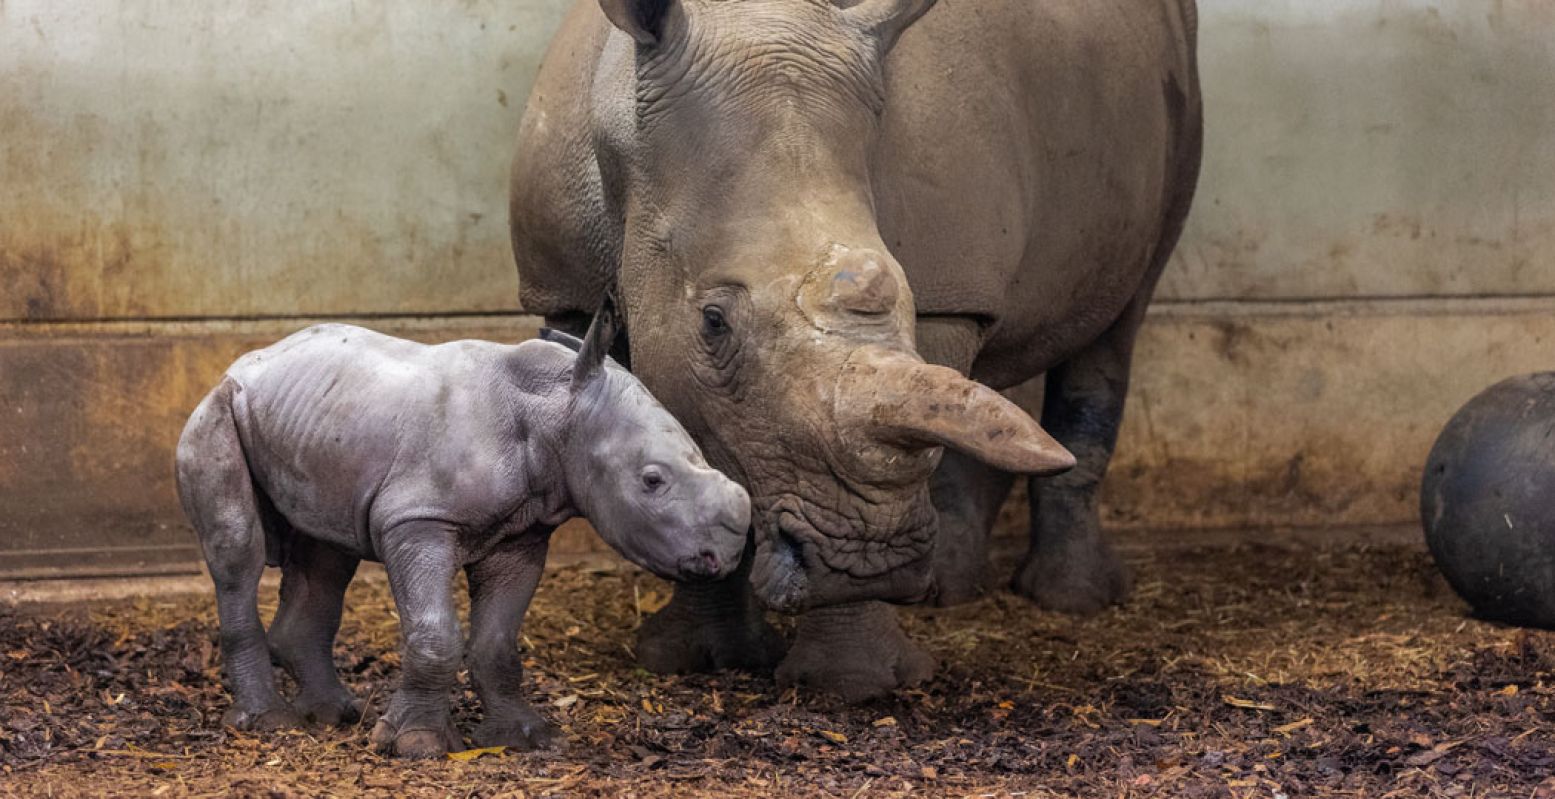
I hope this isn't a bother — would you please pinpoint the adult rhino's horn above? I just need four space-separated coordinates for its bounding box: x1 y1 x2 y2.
839 349 1076 476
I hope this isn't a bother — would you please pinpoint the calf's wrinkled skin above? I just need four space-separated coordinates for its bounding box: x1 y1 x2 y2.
174 309 749 758
511 0 1202 700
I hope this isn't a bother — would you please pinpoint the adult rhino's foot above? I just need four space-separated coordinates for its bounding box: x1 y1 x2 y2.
776 602 935 703
1011 530 1130 616
221 700 303 732
369 700 462 759
294 690 364 727
473 703 561 751
928 511 992 608
637 577 786 674
926 451 1014 608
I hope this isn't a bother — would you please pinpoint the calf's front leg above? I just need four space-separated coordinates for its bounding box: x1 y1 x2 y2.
370 524 464 758
465 535 560 750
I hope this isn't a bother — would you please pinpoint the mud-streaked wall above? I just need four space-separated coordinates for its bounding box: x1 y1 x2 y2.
1 0 1552 576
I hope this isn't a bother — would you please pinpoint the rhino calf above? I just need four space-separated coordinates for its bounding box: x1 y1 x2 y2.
174 305 749 758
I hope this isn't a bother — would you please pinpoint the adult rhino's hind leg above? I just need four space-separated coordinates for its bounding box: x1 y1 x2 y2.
1013 72 1201 614
175 383 302 732
1012 281 1161 615
267 535 362 727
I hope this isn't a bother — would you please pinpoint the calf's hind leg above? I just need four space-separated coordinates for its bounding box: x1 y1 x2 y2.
267 535 362 726
175 385 301 731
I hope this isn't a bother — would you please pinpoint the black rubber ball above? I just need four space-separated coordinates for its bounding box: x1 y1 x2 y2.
1422 372 1555 628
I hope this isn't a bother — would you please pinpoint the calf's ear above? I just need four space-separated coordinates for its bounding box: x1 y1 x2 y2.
538 328 585 352
599 0 674 46
840 0 938 51
572 292 620 389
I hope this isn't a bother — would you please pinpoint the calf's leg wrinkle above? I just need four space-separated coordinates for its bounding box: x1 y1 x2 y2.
370 531 465 758
776 602 934 703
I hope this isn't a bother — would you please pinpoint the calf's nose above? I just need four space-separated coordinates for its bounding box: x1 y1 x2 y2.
678 549 725 581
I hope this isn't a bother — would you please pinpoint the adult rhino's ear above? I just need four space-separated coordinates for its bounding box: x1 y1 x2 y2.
538 328 585 353
572 293 620 389
599 0 674 46
839 0 938 52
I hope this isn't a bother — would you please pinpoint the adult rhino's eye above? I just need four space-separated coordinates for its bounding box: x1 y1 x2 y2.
641 467 667 494
701 305 729 339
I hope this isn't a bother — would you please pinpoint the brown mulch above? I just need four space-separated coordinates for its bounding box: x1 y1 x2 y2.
3 529 1555 798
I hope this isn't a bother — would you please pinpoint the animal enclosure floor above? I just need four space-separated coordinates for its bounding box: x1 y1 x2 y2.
3 528 1554 798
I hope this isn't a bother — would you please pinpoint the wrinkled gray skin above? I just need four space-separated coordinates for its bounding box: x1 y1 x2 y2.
174 320 749 758
511 0 1202 700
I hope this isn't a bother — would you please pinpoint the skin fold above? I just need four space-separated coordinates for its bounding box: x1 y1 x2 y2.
510 0 1202 700
174 310 750 758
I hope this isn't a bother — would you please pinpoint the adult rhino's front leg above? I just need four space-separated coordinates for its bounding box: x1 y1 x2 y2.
775 602 934 703
636 550 787 675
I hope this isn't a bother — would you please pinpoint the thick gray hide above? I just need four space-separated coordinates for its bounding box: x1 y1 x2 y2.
174 323 748 758
510 0 1202 700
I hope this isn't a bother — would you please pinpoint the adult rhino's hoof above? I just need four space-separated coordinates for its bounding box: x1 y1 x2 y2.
221 702 303 732
1011 540 1130 616
370 712 462 759
636 582 787 674
775 602 935 703
295 693 364 727
472 706 562 751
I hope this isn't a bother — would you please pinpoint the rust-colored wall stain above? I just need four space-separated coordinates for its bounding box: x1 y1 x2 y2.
3 0 1554 576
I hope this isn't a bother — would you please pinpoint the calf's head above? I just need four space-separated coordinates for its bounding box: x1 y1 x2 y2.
544 302 751 582
594 0 1072 610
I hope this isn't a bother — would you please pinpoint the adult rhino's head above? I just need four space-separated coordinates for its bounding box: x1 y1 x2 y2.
594 0 1073 611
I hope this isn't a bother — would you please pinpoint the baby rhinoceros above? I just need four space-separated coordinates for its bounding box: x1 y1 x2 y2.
174 307 750 758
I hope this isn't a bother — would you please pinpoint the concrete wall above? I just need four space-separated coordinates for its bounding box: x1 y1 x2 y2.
1 0 1552 575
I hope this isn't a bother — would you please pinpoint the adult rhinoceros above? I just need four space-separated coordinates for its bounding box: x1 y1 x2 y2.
510 0 1201 700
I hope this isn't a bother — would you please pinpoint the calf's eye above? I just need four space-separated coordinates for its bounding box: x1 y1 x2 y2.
641 468 667 493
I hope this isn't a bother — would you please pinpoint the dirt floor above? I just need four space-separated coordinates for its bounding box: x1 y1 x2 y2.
3 527 1554 798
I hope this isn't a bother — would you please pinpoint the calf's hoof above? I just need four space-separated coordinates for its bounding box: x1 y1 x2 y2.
636 592 786 675
775 603 935 703
296 694 364 727
473 712 561 751
1011 543 1130 616
222 702 303 732
370 714 462 759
